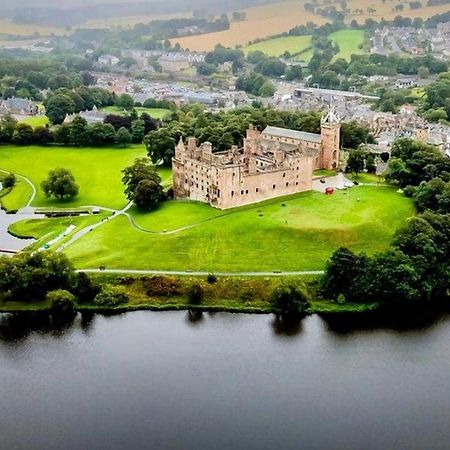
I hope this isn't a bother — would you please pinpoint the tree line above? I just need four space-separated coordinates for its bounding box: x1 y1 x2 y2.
321 138 450 307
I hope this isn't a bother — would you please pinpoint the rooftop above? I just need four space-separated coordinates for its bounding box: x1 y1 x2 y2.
262 126 322 144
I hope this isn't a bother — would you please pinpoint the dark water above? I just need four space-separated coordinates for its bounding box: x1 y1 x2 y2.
1 310 450 450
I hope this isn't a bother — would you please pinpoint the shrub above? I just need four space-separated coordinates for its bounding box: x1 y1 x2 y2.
74 272 101 303
94 286 128 307
47 289 77 313
206 273 217 284
240 290 254 303
142 276 181 297
187 283 204 305
269 284 309 316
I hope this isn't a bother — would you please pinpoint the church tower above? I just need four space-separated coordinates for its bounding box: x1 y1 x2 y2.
320 106 341 170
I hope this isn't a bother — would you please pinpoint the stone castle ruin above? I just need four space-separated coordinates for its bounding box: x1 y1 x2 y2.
172 109 340 209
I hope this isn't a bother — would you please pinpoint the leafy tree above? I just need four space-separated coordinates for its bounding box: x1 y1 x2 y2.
41 168 79 200
187 283 204 305
12 123 34 145
34 126 54 145
365 154 376 174
74 272 101 303
88 123 116 146
340 121 374 149
2 172 16 189
346 149 365 174
144 128 176 166
0 114 18 142
46 94 76 125
122 158 164 210
116 127 132 148
0 251 76 302
115 94 135 110
69 115 89 146
131 119 145 143
270 284 309 316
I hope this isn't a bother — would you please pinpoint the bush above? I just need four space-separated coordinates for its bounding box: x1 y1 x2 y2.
74 272 101 303
206 273 217 284
94 286 128 307
142 276 181 297
47 289 77 313
187 283 204 305
270 284 309 316
240 290 254 303
2 173 16 189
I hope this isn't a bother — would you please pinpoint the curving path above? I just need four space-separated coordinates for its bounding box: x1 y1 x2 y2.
0 169 36 209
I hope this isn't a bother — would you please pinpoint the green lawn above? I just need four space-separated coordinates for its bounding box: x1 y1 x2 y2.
0 145 146 210
20 115 49 128
329 29 366 61
100 106 170 120
62 186 414 272
0 178 33 211
244 35 313 57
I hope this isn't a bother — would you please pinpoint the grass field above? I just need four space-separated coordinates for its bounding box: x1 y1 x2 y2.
0 20 66 36
59 186 414 272
100 106 170 120
20 116 49 128
0 178 33 211
0 145 146 210
329 29 366 61
170 0 326 51
243 35 313 57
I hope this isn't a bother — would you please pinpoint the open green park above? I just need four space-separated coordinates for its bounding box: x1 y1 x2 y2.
329 29 366 61
0 144 414 273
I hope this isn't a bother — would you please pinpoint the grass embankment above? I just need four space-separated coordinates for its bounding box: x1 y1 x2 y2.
100 106 170 120
61 186 414 272
244 35 313 57
0 144 146 210
0 273 378 314
9 212 110 252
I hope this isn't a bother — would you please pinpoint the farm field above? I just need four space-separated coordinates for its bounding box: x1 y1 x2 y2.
329 29 366 61
0 20 66 36
0 145 146 210
84 12 192 29
343 0 450 21
170 0 326 51
56 186 415 272
100 106 170 119
243 35 313 57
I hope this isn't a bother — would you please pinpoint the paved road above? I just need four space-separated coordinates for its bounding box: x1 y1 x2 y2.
79 269 325 277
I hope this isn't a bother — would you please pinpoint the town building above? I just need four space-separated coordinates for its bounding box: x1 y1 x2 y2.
172 110 340 209
0 98 38 116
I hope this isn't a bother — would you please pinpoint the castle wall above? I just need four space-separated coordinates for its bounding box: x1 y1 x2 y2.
215 157 314 209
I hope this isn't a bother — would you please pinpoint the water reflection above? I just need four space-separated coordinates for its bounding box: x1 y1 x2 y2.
270 314 304 337
185 309 204 325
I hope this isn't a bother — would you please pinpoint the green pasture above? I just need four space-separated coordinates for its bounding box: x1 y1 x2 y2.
61 186 414 272
0 144 146 210
329 29 366 61
244 35 313 57
20 115 49 128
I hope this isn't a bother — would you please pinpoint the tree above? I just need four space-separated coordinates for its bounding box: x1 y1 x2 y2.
346 149 365 174
69 115 89 146
270 284 309 316
131 119 145 143
144 128 176 166
122 158 164 210
0 251 76 302
116 127 132 148
365 154 376 174
34 126 54 145
41 168 79 200
187 283 204 305
115 94 135 110
340 121 374 149
46 94 76 125
74 272 101 303
12 123 34 145
259 80 276 97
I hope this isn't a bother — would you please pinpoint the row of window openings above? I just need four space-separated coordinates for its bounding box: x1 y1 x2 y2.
231 182 299 196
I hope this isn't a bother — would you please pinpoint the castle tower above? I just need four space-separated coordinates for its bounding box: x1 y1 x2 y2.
320 106 341 170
